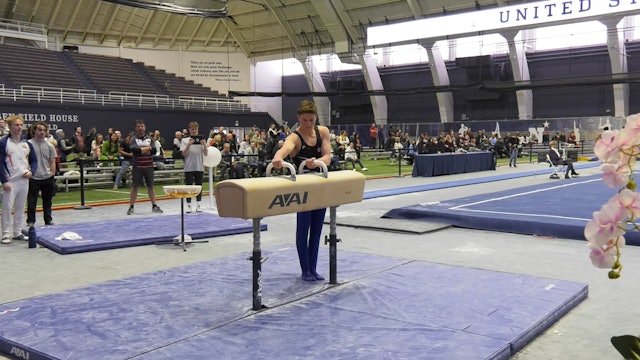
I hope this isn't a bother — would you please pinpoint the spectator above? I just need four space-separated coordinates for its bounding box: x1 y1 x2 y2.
69 126 85 160
0 115 37 244
101 132 120 166
220 142 245 179
344 142 368 171
150 131 165 169
56 129 72 165
114 132 133 190
508 132 520 167
84 127 97 156
244 141 262 177
369 122 378 149
238 133 251 154
181 121 207 213
27 121 57 227
0 119 8 137
91 133 104 160
172 131 183 160
154 129 165 147
548 141 580 179
127 119 163 215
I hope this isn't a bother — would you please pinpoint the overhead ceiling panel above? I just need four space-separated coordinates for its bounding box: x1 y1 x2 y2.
0 0 530 57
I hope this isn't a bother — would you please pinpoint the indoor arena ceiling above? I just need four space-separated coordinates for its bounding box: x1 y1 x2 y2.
0 0 530 59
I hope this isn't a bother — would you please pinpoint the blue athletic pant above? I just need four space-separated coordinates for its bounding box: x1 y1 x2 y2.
296 208 327 274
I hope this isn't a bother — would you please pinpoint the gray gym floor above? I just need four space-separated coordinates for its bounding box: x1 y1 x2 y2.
1 162 637 360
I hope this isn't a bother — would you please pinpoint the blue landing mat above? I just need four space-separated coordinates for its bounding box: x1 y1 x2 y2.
384 174 640 245
363 162 600 199
31 212 267 254
0 247 587 360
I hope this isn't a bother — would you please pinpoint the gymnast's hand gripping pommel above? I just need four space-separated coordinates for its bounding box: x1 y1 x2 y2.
214 161 365 310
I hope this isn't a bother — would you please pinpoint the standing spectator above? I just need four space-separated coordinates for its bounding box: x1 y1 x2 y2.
84 127 97 156
55 129 72 165
153 129 165 147
69 126 85 160
127 119 163 215
150 132 165 169
0 115 37 243
369 122 378 149
508 132 520 167
114 131 133 190
180 121 207 213
378 124 386 150
27 121 57 227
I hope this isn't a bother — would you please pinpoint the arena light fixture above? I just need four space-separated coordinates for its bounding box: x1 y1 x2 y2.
101 0 229 18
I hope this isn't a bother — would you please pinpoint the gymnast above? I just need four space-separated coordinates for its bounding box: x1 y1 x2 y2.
271 100 332 281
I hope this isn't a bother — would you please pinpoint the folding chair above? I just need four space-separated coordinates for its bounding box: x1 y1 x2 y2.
546 154 566 179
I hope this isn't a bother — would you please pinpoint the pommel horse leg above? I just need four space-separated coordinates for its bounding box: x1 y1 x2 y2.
252 218 265 310
325 206 340 285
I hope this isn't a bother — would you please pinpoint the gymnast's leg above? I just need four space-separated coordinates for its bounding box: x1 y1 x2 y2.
308 207 327 280
297 211 315 281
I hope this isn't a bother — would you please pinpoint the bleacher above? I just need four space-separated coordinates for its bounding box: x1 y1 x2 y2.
141 65 225 99
55 159 186 192
0 45 85 89
0 44 248 111
63 52 160 95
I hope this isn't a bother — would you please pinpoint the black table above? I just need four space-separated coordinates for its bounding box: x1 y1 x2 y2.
412 152 495 177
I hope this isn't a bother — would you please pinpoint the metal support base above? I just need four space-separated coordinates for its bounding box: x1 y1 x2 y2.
155 198 208 251
324 206 341 285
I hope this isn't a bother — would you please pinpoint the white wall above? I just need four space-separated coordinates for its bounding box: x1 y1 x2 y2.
76 46 303 122
250 59 286 123
77 45 251 99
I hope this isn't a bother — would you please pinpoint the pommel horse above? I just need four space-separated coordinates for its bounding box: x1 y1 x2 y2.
214 161 365 310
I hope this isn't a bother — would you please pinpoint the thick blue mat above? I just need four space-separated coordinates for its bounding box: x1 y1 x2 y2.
364 162 600 199
31 212 267 254
0 247 587 360
384 174 640 245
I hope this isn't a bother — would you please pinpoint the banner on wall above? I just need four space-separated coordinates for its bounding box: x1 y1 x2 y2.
0 103 272 148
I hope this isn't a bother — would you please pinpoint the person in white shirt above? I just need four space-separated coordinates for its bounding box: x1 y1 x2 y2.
0 115 38 243
344 142 368 171
180 121 208 212
27 121 57 227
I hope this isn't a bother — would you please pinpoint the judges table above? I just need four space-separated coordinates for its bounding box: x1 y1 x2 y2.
412 151 495 177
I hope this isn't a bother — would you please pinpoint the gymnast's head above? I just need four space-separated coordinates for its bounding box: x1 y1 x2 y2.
297 100 317 128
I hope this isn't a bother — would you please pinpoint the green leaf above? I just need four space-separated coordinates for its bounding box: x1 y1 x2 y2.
611 335 640 359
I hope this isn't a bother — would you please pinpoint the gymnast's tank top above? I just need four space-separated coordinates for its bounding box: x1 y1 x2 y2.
293 126 322 172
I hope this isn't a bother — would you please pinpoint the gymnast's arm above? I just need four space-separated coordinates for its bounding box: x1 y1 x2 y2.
315 125 333 167
271 133 299 169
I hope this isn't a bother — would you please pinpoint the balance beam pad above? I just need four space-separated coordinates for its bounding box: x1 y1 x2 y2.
215 170 365 219
31 212 267 254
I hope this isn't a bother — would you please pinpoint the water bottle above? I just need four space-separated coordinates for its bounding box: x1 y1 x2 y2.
28 226 36 249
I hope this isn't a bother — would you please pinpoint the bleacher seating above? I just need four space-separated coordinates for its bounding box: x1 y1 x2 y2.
63 52 160 95
141 65 226 99
0 44 240 109
0 44 85 89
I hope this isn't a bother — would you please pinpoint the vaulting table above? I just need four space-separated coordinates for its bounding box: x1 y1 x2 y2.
412 151 495 177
